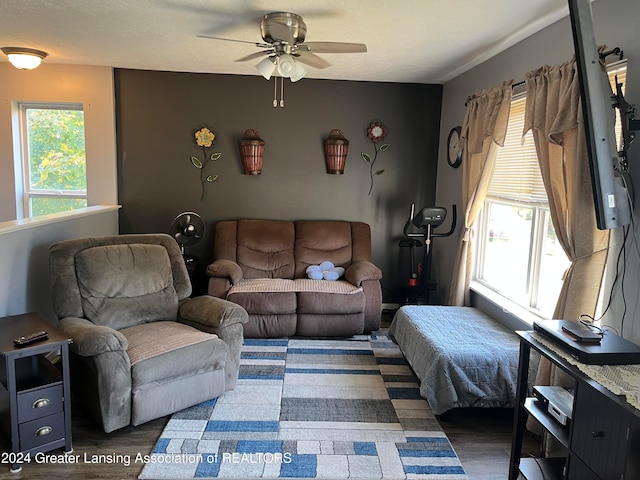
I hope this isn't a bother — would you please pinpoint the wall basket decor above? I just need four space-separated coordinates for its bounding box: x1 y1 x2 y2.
324 129 349 174
239 129 265 175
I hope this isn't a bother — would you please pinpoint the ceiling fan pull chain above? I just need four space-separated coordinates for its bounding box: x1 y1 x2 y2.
273 76 278 108
280 76 285 107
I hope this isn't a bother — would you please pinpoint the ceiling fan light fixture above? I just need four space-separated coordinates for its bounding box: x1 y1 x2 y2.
255 56 276 79
290 61 307 82
277 54 296 78
1 46 48 70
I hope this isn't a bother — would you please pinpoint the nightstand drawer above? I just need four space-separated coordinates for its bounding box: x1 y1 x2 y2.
17 383 63 423
19 412 65 451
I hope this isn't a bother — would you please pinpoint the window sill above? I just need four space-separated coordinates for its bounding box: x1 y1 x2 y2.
470 281 543 330
0 205 121 236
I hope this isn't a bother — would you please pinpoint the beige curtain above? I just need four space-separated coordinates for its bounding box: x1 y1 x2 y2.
524 59 610 325
524 61 611 449
448 81 513 306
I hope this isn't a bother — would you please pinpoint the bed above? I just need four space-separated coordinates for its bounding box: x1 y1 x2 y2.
388 305 520 415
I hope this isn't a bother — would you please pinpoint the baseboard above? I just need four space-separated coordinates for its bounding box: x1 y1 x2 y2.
382 302 400 312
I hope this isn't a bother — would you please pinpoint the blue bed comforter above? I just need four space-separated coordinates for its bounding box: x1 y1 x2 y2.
388 305 520 415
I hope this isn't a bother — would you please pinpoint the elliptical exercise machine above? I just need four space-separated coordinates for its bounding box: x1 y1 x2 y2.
399 203 456 304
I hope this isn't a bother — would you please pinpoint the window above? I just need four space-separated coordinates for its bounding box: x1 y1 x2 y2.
474 62 627 320
17 103 87 218
475 94 570 319
608 60 627 151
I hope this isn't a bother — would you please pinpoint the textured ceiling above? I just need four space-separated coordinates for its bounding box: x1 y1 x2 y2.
0 0 570 83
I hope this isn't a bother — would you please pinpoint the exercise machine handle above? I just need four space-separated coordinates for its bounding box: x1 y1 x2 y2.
432 204 457 238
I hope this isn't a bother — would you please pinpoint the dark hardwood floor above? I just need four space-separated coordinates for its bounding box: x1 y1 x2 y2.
0 403 540 479
439 407 541 480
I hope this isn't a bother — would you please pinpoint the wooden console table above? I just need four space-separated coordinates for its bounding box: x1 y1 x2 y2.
0 313 73 473
509 330 640 480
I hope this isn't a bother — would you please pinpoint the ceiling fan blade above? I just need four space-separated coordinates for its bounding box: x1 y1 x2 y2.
197 34 271 49
295 51 331 69
299 42 367 54
236 51 273 62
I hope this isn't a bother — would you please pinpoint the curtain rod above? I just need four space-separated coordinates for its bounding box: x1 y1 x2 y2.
465 45 623 106
465 81 524 106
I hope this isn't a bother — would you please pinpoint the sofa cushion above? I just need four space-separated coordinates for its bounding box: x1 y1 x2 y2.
296 313 364 337
237 220 295 279
294 221 354 278
243 314 297 337
228 278 362 295
227 291 297 315
75 244 179 329
297 290 365 314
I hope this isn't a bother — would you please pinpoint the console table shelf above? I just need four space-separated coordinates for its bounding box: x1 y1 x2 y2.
518 457 565 480
523 398 570 448
509 331 640 480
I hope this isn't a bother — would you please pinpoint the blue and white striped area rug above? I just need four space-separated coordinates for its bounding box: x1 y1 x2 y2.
139 334 468 479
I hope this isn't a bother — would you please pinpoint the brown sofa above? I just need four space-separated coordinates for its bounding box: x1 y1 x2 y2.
206 219 383 337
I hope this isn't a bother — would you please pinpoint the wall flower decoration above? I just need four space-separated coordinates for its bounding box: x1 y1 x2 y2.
191 126 222 201
361 121 390 195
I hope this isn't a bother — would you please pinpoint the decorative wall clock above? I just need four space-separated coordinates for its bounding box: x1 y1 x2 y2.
447 126 463 168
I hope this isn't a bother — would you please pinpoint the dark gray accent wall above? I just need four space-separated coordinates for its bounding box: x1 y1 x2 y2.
114 69 442 300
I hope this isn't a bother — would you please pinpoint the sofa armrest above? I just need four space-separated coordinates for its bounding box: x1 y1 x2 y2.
206 259 244 284
57 317 128 357
345 261 383 286
178 295 249 330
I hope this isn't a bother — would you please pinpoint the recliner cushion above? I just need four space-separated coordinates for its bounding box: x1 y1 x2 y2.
121 321 227 386
75 244 179 329
227 291 297 315
294 221 353 278
297 290 365 314
236 220 295 279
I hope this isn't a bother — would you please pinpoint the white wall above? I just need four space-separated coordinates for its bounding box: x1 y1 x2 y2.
0 63 118 221
435 0 640 341
0 207 119 323
0 63 120 324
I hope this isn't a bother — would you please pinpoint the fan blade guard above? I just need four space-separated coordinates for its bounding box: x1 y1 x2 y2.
171 212 205 249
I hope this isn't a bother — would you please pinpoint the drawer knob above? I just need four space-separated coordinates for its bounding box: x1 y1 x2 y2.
35 426 52 437
591 430 605 438
32 398 50 409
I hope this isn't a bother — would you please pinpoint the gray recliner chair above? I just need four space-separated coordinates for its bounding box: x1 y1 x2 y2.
48 234 248 433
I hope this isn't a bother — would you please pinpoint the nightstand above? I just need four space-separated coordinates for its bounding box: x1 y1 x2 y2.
0 313 72 473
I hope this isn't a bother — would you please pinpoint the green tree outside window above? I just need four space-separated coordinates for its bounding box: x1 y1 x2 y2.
23 106 87 216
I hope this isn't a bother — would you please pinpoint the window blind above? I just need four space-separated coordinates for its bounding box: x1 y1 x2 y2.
487 61 626 206
487 95 547 205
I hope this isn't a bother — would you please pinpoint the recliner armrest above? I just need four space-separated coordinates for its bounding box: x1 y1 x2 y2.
345 261 383 286
178 295 249 330
57 317 128 357
206 259 244 284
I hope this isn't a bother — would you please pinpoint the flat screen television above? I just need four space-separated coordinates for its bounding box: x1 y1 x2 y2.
568 0 631 230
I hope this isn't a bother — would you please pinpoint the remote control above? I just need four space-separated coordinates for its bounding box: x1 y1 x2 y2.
13 330 49 347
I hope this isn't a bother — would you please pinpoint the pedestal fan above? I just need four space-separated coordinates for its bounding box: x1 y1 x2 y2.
170 212 205 293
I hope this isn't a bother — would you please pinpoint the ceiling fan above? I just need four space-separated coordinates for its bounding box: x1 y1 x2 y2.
199 12 367 106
